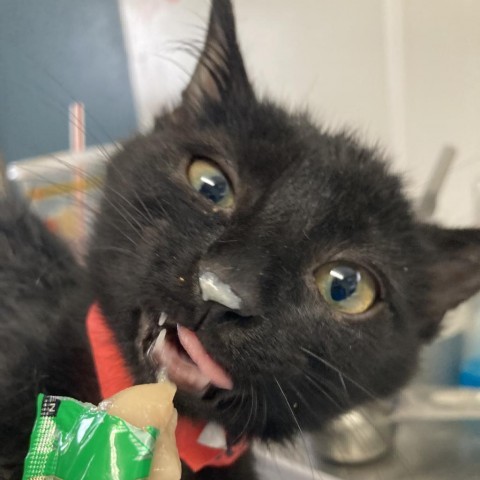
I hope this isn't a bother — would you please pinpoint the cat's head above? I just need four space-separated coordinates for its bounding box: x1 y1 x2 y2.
89 0 480 443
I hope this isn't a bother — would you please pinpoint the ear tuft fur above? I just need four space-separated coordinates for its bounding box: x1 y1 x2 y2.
182 0 253 109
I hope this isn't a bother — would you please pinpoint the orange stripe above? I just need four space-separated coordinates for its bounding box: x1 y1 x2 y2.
26 175 102 201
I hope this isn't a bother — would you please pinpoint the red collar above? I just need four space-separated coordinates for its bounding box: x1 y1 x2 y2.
86 303 248 473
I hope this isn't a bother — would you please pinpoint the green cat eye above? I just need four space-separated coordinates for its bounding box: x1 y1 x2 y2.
315 262 377 315
188 159 234 208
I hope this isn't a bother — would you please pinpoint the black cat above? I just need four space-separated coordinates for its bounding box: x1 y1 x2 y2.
2 1 480 479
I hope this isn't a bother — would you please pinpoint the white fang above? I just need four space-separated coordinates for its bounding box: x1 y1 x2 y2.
158 312 167 326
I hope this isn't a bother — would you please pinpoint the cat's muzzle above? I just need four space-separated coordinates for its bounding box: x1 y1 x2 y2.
138 311 234 398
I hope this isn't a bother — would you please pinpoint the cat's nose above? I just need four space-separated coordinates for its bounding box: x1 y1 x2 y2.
197 263 259 319
198 270 242 310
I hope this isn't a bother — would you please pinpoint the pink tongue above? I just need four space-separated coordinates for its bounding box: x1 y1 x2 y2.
177 325 233 390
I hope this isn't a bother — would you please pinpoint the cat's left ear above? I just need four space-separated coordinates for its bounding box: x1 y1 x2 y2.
418 225 480 340
181 0 253 109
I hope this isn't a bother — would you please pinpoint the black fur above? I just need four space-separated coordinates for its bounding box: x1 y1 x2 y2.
2 1 480 479
0 190 99 478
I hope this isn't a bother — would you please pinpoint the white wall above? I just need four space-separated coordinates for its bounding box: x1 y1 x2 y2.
119 0 391 143
119 0 480 227
403 0 480 226
235 0 391 146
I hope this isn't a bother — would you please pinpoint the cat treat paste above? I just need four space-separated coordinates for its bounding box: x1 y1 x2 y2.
22 383 180 480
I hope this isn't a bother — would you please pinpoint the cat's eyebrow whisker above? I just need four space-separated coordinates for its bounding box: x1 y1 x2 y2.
168 41 227 80
149 51 195 80
153 39 206 79
164 31 231 98
300 347 378 402
157 41 228 100
161 38 204 56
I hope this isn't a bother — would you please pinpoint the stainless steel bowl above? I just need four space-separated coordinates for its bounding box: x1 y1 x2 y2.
312 400 395 465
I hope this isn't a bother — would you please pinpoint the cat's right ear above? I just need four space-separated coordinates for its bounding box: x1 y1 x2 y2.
417 225 480 340
180 0 253 111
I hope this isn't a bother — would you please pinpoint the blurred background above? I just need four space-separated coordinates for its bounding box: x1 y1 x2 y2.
2 1 480 477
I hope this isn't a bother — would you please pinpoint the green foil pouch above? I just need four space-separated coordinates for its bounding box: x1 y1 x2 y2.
22 394 158 480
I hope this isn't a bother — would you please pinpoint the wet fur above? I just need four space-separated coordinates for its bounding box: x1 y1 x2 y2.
2 1 480 479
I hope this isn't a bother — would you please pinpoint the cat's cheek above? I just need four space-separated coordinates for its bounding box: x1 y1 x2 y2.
140 221 171 251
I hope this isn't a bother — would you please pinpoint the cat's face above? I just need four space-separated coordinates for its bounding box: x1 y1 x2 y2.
89 0 480 443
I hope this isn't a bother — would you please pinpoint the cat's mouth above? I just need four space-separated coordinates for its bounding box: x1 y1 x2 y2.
141 312 233 396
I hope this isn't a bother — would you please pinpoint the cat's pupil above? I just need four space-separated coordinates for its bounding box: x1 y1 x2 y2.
199 174 228 204
330 266 360 301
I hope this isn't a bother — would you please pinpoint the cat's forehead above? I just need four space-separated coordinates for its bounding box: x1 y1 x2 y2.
209 102 411 240
132 96 414 260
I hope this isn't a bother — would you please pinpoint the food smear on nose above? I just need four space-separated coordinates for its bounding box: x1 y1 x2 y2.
199 271 241 310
